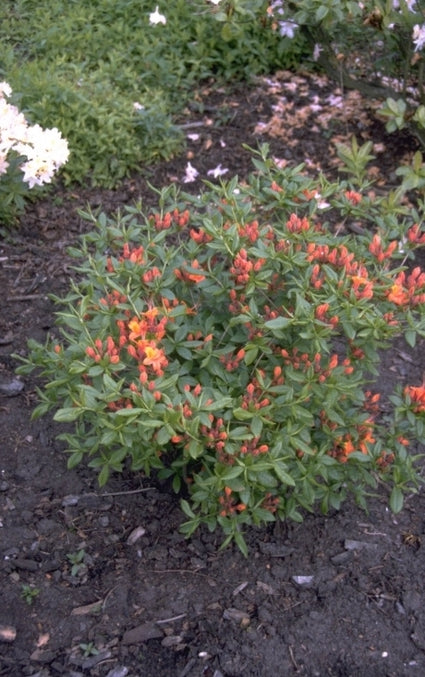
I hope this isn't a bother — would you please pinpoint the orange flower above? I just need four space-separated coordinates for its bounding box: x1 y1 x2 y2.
189 228 212 244
142 345 168 374
345 190 362 205
270 180 283 192
238 220 260 242
286 213 310 233
218 486 246 517
128 307 168 342
404 384 425 413
407 223 425 245
386 283 409 306
350 274 374 300
386 267 425 306
368 234 397 263
121 242 145 265
142 267 161 284
175 259 206 283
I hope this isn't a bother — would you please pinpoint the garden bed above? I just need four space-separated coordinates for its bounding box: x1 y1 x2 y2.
1 71 425 677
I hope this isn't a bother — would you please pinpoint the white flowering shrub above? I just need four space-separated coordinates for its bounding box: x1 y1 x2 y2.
0 81 69 225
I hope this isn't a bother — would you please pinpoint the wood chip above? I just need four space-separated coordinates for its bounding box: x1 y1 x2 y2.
71 600 103 616
223 607 251 624
122 622 163 644
126 526 146 545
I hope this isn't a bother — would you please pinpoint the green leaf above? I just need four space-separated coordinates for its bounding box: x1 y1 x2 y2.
264 317 291 330
176 346 193 360
251 416 263 437
67 451 84 469
252 470 278 488
221 21 240 41
179 518 201 537
390 486 404 513
172 475 181 493
54 407 82 422
204 397 233 411
220 466 244 480
244 347 259 365
274 462 296 486
114 408 146 418
234 530 248 557
156 425 173 446
405 330 416 348
315 5 329 21
233 407 254 420
138 418 164 428
98 464 110 487
180 499 196 518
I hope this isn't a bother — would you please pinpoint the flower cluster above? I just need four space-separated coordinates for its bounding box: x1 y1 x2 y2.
386 267 425 306
404 384 425 413
0 82 69 189
19 151 425 553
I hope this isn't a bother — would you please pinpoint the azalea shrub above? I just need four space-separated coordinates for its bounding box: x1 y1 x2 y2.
17 146 425 554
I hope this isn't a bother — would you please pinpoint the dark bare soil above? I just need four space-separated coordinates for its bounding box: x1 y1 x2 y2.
1 70 425 677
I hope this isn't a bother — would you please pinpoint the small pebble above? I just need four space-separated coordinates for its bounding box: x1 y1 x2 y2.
344 539 377 551
292 575 315 587
105 667 129 677
62 494 80 507
0 378 24 396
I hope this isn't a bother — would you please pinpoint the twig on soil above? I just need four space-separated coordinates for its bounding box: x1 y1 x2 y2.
7 293 47 301
90 487 156 497
155 613 187 625
146 568 213 578
288 645 299 670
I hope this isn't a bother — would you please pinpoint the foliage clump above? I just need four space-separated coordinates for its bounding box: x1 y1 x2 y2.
17 147 425 553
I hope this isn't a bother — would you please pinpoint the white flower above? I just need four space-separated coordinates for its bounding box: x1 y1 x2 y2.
413 24 425 51
19 124 69 168
269 0 285 15
312 192 330 209
313 44 322 62
133 102 144 111
0 99 28 147
393 0 416 9
0 153 9 175
14 124 69 188
182 162 199 183
0 82 12 99
20 158 55 188
208 0 222 4
207 164 228 178
149 6 166 25
278 21 297 39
